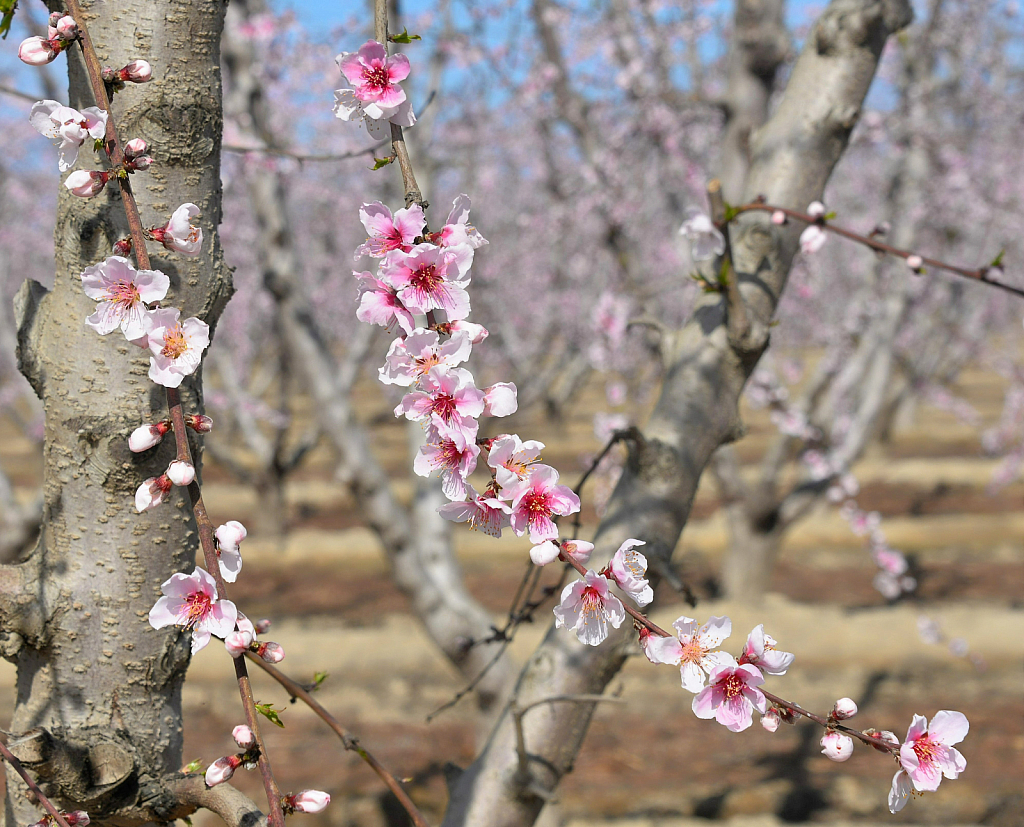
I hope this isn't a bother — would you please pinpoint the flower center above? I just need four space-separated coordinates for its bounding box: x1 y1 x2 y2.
912 736 939 766
580 586 603 618
414 353 441 374
108 279 141 308
522 490 552 524
678 636 708 665
721 672 744 699
433 440 463 471
431 392 457 422
179 590 211 629
363 65 391 91
620 549 644 577
410 263 441 293
161 324 189 360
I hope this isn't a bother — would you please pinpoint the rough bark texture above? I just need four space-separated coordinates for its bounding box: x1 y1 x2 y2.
5 1 229 824
441 2 913 826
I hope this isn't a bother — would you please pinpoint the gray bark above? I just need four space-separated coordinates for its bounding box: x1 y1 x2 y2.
441 2 912 825
4 1 232 824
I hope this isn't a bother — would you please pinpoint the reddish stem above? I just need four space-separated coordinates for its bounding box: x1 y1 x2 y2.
0 739 72 827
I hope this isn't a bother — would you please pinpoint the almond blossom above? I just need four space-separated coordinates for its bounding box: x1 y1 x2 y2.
215 520 247 583
64 169 110 197
29 100 107 171
232 725 256 749
679 212 725 261
381 243 472 320
205 755 242 787
605 538 653 606
334 40 415 131
820 730 854 762
437 485 512 537
553 570 626 646
799 202 828 254
148 567 237 654
81 256 169 341
129 421 170 452
692 656 767 732
355 201 425 259
448 319 489 344
645 615 733 692
283 791 331 814
413 429 480 500
482 382 518 417
431 194 489 249
146 308 210 388
487 434 544 489
898 711 968 792
738 624 795 676
530 538 594 566
395 366 484 443
505 464 581 544
354 271 415 334
166 460 195 487
135 474 172 512
888 770 913 813
148 203 203 256
379 328 471 386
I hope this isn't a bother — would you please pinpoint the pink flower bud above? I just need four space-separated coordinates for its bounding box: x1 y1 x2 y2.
136 474 172 512
112 237 133 256
127 155 155 171
232 725 256 749
215 520 247 552
255 618 272 634
166 460 196 487
820 730 854 762
224 629 254 658
101 66 116 83
48 12 61 26
906 255 923 270
205 754 242 787
186 413 214 433
129 421 170 452
123 138 148 159
863 728 901 752
284 790 331 814
64 812 90 827
54 16 78 40
118 60 152 83
256 641 285 663
770 210 786 225
19 36 59 66
64 169 110 197
761 709 781 733
831 697 858 720
807 201 826 219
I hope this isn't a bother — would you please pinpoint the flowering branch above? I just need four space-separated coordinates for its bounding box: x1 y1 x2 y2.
60 1 285 822
245 655 432 827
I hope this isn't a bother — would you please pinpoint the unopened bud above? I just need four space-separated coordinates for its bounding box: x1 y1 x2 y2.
224 630 255 658
112 237 133 256
864 728 900 752
118 59 152 83
807 201 826 219
255 618 272 634
123 138 148 159
64 812 90 827
215 520 247 552
166 460 196 487
232 725 256 749
770 210 786 225
101 66 117 83
136 474 172 512
906 255 923 271
64 169 110 198
284 791 331 814
205 754 242 787
186 413 214 433
48 12 61 26
831 697 858 720
128 421 170 452
761 709 781 733
256 641 285 663
820 730 854 762
18 36 59 66
54 16 78 40
127 155 155 171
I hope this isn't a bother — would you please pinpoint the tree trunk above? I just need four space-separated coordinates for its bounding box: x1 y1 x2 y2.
6 1 229 823
720 502 785 603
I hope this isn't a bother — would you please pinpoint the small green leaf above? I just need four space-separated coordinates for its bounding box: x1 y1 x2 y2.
312 671 328 690
0 0 17 39
824 211 837 221
255 702 285 728
723 204 737 222
183 818 193 826
94 138 105 151
371 155 396 170
182 758 203 774
390 28 421 43
990 249 1005 268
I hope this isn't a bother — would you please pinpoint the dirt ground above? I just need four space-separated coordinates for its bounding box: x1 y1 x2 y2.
0 360 1021 827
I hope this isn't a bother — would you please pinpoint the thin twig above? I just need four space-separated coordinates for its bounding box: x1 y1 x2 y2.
568 426 642 539
245 655 432 827
62 3 285 823
0 738 72 827
707 179 752 349
730 202 1024 300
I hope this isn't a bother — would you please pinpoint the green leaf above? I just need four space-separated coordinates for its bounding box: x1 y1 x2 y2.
0 0 17 39
255 702 285 728
722 204 737 223
990 249 1005 268
824 211 837 221
390 28 421 43
312 671 328 690
182 758 203 774
371 155 396 170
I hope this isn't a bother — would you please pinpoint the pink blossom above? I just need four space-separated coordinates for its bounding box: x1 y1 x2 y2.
899 711 968 792
506 464 581 544
284 790 331 814
53 16 78 39
432 194 489 249
770 210 787 225
395 366 484 443
81 256 168 341
117 60 152 83
63 813 89 827
355 271 415 335
379 328 471 386
437 485 512 537
761 709 782 732
215 520 247 583
135 475 172 512
255 641 285 663
18 36 59 65
807 201 826 218
205 755 242 787
186 414 214 433
123 138 148 158
553 570 626 646
146 308 210 388
889 770 913 813
337 40 412 121
832 697 858 720
692 656 767 732
129 421 170 452
149 203 203 256
414 429 480 501
355 201 425 259
646 615 732 692
232 725 256 749
907 254 923 270
382 244 471 320
530 538 594 567
483 382 518 417
166 460 195 487
679 212 725 261
448 319 489 344
799 223 827 254
224 628 254 658
64 169 110 197
29 100 107 171
738 624 794 676
487 433 544 489
606 538 652 606
821 730 854 761
148 567 238 654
